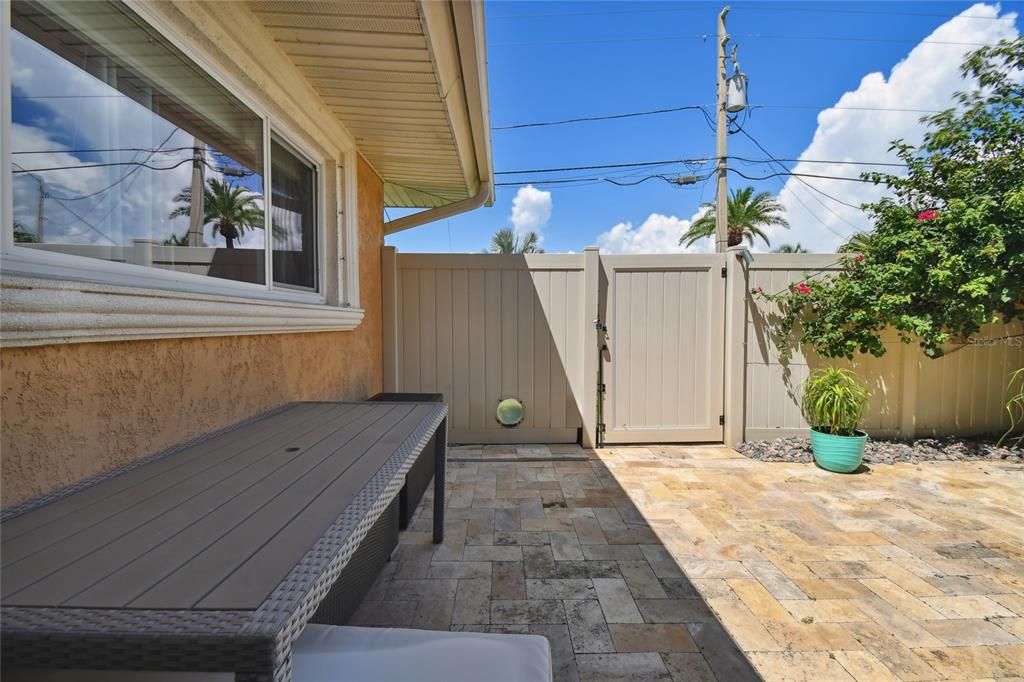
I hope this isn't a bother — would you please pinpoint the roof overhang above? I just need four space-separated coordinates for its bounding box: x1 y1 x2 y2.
249 0 493 233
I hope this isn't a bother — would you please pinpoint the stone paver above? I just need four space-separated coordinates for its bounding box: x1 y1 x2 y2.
352 444 1022 681
352 447 758 681
593 446 1023 681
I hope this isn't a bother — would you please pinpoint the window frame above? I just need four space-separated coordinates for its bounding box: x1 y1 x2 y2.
0 0 362 345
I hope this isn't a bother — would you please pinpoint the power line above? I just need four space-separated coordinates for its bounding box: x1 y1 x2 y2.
501 161 697 185
490 5 1006 22
497 168 889 187
497 158 712 175
44 127 184 202
496 156 903 177
732 123 869 213
13 157 199 175
492 33 994 48
735 32 994 47
12 145 195 156
731 156 906 168
11 156 251 181
728 168 877 184
752 104 943 114
495 173 710 188
490 6 710 20
493 105 706 130
743 5 1008 22
603 175 688 187
731 140 861 239
722 119 863 240
494 103 945 130
42 193 119 245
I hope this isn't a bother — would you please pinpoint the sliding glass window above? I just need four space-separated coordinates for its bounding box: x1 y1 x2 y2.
8 0 320 295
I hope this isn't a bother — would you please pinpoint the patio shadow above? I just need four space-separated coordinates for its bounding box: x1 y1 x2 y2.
349 447 762 682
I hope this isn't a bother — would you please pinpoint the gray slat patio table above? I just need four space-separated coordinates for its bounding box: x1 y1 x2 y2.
0 400 448 682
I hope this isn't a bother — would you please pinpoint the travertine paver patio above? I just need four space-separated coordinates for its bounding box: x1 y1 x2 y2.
351 445 759 682
598 445 1024 681
353 444 1024 681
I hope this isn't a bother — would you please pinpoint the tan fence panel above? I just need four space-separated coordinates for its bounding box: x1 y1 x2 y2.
390 253 587 443
745 254 1023 440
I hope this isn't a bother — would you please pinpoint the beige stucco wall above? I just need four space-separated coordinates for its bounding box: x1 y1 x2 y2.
1 156 385 508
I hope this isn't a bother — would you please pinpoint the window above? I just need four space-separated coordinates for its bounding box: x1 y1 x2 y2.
6 0 321 297
271 137 317 291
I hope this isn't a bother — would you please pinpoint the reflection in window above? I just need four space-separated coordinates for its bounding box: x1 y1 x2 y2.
271 138 317 291
9 0 266 286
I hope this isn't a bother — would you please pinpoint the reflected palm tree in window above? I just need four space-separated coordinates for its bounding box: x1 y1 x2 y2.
169 178 263 249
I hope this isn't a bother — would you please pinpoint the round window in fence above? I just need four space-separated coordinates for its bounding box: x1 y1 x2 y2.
496 398 524 427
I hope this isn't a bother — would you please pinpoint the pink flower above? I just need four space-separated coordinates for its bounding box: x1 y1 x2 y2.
917 209 939 221
854 254 864 263
794 282 811 296
757 286 764 294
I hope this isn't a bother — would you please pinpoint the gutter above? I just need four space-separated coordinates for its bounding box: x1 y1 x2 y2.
384 0 493 235
384 179 493 234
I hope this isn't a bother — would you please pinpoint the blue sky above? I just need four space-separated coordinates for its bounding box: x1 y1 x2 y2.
387 1 1022 254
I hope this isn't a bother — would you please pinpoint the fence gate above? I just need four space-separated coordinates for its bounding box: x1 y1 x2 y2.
599 255 726 443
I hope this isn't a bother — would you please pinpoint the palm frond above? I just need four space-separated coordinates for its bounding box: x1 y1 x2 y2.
679 187 789 249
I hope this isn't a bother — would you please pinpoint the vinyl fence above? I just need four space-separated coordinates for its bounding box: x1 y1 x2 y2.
383 251 588 444
383 248 1023 446
746 255 1024 440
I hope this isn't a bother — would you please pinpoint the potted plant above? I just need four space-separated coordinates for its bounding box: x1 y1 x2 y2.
801 367 870 473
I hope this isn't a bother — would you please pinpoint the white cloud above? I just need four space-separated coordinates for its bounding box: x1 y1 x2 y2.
770 3 1019 253
597 209 713 254
509 184 552 237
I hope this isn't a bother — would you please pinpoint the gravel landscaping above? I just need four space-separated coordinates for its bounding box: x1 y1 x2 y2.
737 435 1022 465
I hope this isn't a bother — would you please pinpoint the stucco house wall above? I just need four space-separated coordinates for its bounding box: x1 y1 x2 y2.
1 156 384 508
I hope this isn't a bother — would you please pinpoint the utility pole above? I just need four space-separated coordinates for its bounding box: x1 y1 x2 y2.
715 7 730 253
36 177 45 242
187 138 206 247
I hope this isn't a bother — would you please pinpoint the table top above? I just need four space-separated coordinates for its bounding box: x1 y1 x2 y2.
2 401 445 616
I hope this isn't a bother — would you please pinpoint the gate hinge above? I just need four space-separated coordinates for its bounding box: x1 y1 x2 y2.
719 414 725 426
598 423 607 434
597 382 606 394
721 266 728 278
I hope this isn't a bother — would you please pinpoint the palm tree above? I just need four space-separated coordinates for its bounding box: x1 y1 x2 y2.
838 231 872 254
772 243 807 253
489 227 545 254
163 232 191 246
169 178 263 248
13 221 38 243
679 186 789 249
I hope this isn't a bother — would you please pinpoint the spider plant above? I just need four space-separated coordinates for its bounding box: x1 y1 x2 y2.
997 368 1024 447
801 367 869 437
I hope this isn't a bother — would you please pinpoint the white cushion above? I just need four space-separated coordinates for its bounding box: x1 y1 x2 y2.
293 625 553 682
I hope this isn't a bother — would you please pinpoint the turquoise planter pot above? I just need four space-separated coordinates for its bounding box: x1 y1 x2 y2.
809 427 868 473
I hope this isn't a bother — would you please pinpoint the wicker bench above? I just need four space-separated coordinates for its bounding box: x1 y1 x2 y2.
1 401 448 682
367 392 444 530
